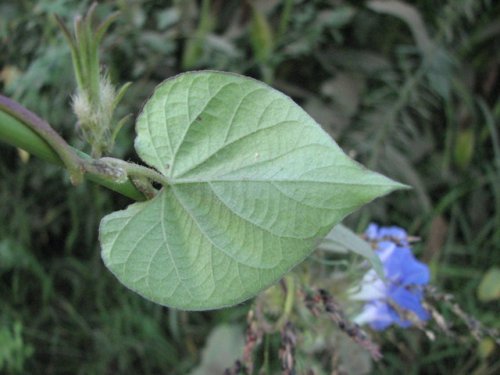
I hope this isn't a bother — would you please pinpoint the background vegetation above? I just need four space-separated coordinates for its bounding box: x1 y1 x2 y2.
0 0 499 373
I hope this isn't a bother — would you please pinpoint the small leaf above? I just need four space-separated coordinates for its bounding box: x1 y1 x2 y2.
367 0 432 52
478 338 496 359
477 267 500 302
454 128 475 170
319 224 383 277
250 6 274 63
181 0 214 69
328 6 356 28
100 71 403 310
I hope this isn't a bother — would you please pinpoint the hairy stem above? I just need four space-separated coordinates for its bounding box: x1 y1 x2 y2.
99 157 171 186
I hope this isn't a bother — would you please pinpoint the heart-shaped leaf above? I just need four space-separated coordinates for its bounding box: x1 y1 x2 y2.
100 71 403 310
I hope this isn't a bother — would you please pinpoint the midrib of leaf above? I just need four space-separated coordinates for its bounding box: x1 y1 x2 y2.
172 119 300 179
172 142 331 181
171 177 399 186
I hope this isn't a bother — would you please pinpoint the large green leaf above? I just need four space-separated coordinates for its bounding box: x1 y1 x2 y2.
99 71 403 310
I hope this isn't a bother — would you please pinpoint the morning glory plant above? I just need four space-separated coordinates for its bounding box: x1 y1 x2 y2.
0 5 404 311
352 223 430 330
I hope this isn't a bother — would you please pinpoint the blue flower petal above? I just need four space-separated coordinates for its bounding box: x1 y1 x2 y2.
376 241 397 262
378 226 408 242
381 246 430 285
355 301 398 331
365 223 380 240
389 286 430 323
354 223 431 331
350 270 387 301
400 258 430 285
365 224 409 243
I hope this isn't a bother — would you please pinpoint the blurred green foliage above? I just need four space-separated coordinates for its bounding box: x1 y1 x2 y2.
1 0 499 373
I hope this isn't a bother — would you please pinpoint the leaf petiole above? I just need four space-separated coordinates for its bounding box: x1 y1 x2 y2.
98 157 171 187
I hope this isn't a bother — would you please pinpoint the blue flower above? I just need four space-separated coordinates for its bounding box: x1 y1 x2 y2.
352 224 430 330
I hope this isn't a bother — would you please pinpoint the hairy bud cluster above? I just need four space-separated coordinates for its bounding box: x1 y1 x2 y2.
72 75 116 157
57 5 130 158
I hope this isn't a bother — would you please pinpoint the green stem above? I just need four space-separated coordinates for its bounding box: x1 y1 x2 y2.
278 0 294 41
0 109 60 164
283 275 295 318
0 96 146 201
0 95 84 183
77 153 147 201
277 275 295 328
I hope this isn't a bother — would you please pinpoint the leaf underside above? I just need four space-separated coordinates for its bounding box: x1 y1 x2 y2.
99 71 402 310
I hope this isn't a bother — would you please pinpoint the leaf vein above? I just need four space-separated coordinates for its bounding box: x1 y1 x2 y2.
176 119 299 178
170 82 235 175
